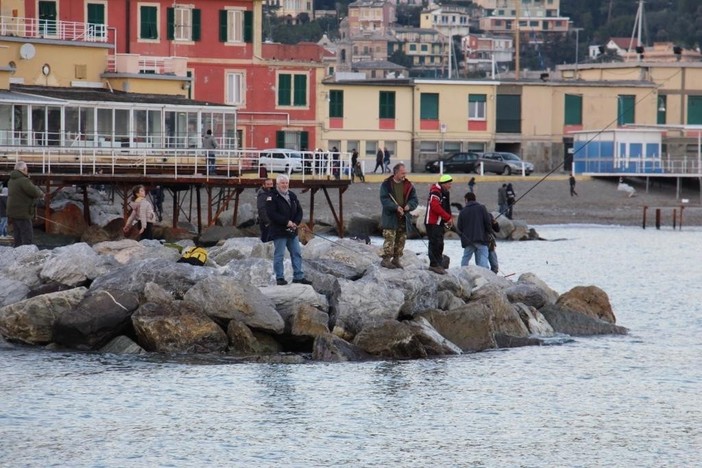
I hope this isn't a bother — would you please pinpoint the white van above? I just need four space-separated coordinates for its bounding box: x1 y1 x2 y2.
258 148 304 173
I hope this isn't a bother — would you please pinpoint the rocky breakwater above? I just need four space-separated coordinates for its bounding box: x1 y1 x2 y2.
0 238 627 362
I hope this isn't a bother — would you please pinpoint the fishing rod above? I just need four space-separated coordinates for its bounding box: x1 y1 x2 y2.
496 68 683 220
35 214 85 235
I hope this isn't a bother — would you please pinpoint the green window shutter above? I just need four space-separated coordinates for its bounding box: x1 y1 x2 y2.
219 10 228 42
192 9 201 41
329 90 344 118
617 95 635 125
495 94 521 133
420 93 439 119
687 96 702 124
276 131 285 148
293 74 307 106
469 94 486 103
564 94 582 125
379 91 396 119
300 132 309 150
244 11 253 43
167 8 174 40
278 74 292 106
87 4 104 25
140 6 157 39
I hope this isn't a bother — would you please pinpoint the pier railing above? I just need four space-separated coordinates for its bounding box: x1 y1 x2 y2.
0 147 355 182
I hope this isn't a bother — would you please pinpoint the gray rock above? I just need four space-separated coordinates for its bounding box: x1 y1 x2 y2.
0 278 30 307
218 257 274 287
0 287 88 345
494 333 545 348
40 242 114 286
208 237 262 265
517 273 560 305
407 317 463 355
185 276 284 334
92 239 181 265
514 303 554 336
2 247 51 288
471 286 530 338
436 290 466 311
259 283 328 325
53 289 140 349
540 304 628 336
89 258 212 300
143 281 175 304
311 333 370 361
416 305 497 352
504 282 550 309
132 301 228 353
353 320 428 359
100 335 146 354
332 277 405 340
364 267 441 316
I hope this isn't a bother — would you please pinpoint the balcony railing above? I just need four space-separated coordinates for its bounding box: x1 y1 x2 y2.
0 15 108 43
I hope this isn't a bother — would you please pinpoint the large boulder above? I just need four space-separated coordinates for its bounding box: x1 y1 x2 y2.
471 286 530 338
89 258 212 300
1 246 51 288
0 278 30 307
332 277 405 340
92 239 181 265
363 267 441 316
218 257 274 287
540 304 628 336
226 321 283 355
208 237 262 266
184 276 284 334
312 333 370 362
53 289 140 349
517 273 560 305
131 301 228 353
504 282 550 309
556 285 616 324
353 320 429 359
40 242 115 286
416 305 497 352
0 287 88 345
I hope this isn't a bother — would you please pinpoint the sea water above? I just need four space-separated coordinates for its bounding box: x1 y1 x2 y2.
1 225 701 467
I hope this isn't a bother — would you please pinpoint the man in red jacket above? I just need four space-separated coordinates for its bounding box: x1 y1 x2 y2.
424 174 453 274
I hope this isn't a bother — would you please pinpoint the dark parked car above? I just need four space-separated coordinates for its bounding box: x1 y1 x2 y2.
478 152 534 175
425 152 481 173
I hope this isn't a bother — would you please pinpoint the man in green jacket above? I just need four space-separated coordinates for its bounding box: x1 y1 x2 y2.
379 162 418 269
7 161 44 247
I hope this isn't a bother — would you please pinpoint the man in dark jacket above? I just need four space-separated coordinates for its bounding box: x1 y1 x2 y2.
7 161 44 247
424 174 453 274
373 148 384 173
265 174 312 286
456 192 492 269
256 178 274 242
379 163 418 269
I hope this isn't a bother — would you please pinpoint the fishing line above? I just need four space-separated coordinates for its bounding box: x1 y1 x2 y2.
35 214 84 235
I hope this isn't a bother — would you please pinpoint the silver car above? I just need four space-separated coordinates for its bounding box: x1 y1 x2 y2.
258 148 304 173
479 152 534 175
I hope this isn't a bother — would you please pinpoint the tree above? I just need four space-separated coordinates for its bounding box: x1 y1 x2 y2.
388 49 413 69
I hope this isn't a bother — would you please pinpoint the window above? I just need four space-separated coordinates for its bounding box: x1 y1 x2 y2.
220 9 253 43
329 90 344 118
564 94 582 125
168 7 201 41
365 141 378 156
140 5 158 40
409 44 417 51
687 96 702 125
379 91 396 119
420 93 439 120
277 73 307 107
38 1 57 36
657 96 667 125
226 72 245 105
617 95 635 125
468 94 486 119
86 3 106 39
